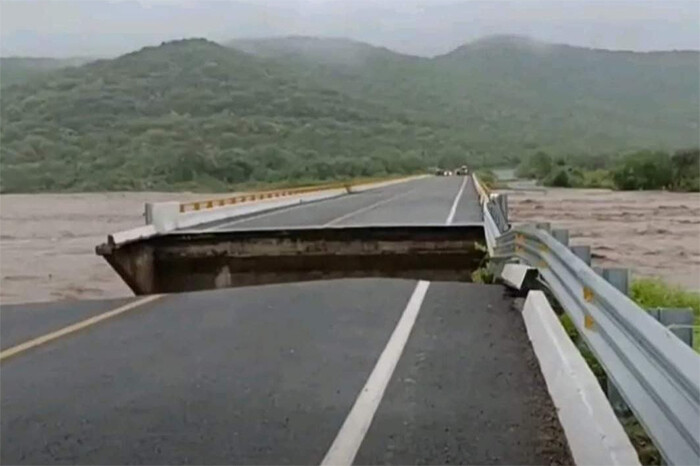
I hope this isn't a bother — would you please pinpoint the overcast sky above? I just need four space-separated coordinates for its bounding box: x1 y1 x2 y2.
2 0 699 57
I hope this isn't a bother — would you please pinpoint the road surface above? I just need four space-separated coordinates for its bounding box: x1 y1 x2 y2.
1 176 571 464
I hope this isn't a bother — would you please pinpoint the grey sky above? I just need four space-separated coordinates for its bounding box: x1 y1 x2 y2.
1 0 699 57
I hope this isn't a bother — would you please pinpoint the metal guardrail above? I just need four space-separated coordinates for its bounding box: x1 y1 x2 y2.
471 174 508 255
471 174 700 465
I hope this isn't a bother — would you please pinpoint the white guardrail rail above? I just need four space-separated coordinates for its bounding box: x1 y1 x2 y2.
472 174 700 465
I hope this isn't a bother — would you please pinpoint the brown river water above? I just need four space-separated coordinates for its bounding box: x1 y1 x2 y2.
506 186 700 291
0 187 698 304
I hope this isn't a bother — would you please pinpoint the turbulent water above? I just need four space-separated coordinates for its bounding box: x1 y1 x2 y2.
0 191 224 304
508 187 700 291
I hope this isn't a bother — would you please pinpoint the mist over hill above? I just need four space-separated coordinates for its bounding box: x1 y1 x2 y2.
0 56 95 88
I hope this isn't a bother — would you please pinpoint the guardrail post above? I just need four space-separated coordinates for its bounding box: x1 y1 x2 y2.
497 194 508 224
570 245 591 266
488 194 508 232
648 308 694 348
601 267 632 415
602 268 629 295
535 222 551 232
551 228 569 246
145 203 154 224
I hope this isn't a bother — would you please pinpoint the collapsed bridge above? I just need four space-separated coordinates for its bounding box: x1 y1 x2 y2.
1 175 697 465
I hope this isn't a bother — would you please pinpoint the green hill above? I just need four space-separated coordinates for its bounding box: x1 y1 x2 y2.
231 35 699 154
1 36 698 192
0 39 433 191
431 36 699 153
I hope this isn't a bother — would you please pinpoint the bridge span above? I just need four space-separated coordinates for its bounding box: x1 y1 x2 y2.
0 176 647 464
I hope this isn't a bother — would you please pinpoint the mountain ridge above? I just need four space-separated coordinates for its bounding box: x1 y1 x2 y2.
1 37 697 192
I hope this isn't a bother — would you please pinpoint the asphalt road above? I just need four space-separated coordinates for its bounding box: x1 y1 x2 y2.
205 175 481 230
1 176 571 465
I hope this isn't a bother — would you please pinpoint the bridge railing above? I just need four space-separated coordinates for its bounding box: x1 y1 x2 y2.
472 174 508 255
178 182 351 213
472 174 700 466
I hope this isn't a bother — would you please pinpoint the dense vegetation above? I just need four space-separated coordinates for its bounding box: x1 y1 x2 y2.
515 148 699 191
631 278 700 351
1 36 698 192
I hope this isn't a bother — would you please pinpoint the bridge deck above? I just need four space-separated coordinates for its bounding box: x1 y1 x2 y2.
1 177 571 464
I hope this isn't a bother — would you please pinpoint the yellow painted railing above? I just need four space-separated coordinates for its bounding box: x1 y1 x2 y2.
179 182 352 213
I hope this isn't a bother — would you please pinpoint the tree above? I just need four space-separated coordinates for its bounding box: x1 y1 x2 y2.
544 167 571 187
671 148 700 191
516 151 552 179
612 151 673 190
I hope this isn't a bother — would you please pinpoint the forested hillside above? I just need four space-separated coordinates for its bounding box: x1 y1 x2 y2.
1 36 698 192
232 36 699 154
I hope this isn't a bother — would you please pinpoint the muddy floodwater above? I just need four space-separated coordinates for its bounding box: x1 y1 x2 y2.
0 187 699 304
0 192 223 304
507 186 700 291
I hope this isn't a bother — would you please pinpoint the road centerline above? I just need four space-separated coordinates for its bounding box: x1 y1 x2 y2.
0 295 163 362
320 175 469 465
320 280 430 466
323 189 417 226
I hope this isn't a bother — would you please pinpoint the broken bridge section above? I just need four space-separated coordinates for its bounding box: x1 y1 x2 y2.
97 225 487 294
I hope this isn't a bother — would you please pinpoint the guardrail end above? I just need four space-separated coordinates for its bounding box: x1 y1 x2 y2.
499 263 539 293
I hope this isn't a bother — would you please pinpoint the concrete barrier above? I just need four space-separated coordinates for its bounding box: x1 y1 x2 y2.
522 291 639 466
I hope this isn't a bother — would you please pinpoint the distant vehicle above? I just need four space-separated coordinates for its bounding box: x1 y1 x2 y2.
435 168 452 176
455 165 469 176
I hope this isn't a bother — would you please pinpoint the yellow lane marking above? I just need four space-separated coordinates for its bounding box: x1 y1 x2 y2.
0 294 163 363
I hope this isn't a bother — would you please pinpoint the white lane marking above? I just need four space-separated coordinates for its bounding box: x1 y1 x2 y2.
323 189 416 226
445 176 468 225
320 280 431 466
320 177 465 465
0 295 163 362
